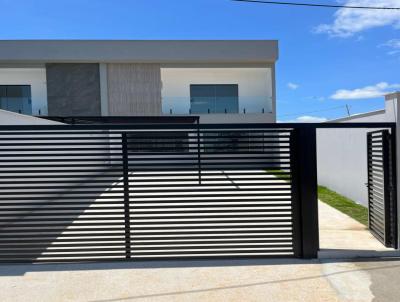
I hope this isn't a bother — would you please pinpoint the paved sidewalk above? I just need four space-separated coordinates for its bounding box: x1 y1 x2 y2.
318 201 399 258
0 259 335 302
1 257 400 302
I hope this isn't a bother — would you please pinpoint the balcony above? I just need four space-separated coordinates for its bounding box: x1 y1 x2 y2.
162 96 273 115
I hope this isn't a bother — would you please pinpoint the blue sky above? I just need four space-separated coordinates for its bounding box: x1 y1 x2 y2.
0 0 399 122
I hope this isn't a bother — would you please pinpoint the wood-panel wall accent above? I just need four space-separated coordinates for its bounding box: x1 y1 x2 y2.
107 63 162 115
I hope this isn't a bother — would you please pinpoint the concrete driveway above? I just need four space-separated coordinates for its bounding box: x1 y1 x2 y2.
0 257 400 302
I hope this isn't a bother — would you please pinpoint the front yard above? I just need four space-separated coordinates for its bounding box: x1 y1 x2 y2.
318 186 368 226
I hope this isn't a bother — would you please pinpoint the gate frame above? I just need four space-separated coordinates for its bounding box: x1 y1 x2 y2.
287 122 396 258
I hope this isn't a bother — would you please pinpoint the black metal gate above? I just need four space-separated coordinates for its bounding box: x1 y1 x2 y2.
2 121 395 263
0 123 320 263
367 130 397 248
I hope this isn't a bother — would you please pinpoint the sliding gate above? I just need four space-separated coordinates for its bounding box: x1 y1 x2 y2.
0 124 314 263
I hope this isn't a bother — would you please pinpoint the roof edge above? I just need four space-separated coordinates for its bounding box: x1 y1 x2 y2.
327 109 386 123
0 40 279 64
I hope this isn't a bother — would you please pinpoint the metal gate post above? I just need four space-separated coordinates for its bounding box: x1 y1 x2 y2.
121 133 131 259
293 126 319 258
389 127 398 249
392 92 400 249
290 129 302 258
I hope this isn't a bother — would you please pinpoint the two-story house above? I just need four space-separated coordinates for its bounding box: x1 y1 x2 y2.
0 40 278 123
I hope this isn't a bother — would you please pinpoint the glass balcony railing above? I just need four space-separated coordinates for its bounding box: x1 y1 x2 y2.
162 96 273 115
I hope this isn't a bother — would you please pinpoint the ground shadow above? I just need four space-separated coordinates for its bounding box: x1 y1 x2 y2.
0 171 124 264
1 255 400 277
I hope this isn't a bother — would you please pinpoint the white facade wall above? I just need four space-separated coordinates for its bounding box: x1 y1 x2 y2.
317 100 395 206
0 68 48 116
160 67 275 122
0 66 276 122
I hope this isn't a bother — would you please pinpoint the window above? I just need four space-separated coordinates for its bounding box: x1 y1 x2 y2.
127 132 189 153
0 85 32 115
202 131 265 153
190 84 238 114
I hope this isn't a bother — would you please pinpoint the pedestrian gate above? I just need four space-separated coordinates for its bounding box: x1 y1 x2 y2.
367 130 397 248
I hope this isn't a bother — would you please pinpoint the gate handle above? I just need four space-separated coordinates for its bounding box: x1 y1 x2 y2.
364 182 370 188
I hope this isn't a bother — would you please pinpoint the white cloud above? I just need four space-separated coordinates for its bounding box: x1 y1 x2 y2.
382 38 400 55
356 35 365 42
331 82 400 100
385 39 400 48
294 115 328 123
305 96 326 102
287 82 299 90
314 0 400 37
280 115 328 123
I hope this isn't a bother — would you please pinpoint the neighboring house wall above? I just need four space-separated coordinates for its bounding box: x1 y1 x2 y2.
0 68 47 115
46 63 101 116
107 63 162 115
317 97 397 206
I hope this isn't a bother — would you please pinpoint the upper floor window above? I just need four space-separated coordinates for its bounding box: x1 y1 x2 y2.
190 84 238 114
0 85 32 115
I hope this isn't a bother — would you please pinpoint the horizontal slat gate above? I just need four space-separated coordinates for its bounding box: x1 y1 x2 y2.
367 130 397 248
127 126 295 259
0 125 298 262
0 130 126 262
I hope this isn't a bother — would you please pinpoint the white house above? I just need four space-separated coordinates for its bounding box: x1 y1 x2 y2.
0 40 278 123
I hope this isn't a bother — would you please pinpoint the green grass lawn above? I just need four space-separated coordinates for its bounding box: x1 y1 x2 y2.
318 186 368 226
266 170 368 226
265 169 291 180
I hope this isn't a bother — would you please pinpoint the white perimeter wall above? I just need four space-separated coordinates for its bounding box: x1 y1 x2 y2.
0 68 48 116
160 67 274 115
0 109 58 125
317 104 394 207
